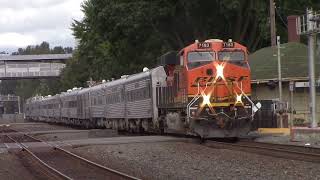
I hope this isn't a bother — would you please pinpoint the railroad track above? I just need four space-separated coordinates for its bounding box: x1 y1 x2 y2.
205 140 320 163
2 128 140 180
0 125 17 134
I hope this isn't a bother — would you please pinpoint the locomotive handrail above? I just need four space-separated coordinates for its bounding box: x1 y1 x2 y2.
234 82 261 121
186 82 201 123
187 79 259 122
186 81 211 123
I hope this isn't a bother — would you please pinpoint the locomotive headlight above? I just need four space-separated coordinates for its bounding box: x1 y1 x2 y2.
235 94 243 104
216 64 224 78
202 94 211 106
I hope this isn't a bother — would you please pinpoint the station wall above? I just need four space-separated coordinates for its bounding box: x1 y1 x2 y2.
251 82 320 125
0 114 24 124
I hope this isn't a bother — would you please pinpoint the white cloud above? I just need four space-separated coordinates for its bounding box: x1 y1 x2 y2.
0 33 36 47
0 0 84 52
0 0 66 9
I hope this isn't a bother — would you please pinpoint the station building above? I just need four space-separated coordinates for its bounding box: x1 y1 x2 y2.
249 42 320 127
0 95 24 124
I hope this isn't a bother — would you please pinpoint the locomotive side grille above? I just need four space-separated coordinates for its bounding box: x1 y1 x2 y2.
156 86 187 108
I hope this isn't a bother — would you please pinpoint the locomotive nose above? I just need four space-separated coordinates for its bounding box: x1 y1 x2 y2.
206 68 213 76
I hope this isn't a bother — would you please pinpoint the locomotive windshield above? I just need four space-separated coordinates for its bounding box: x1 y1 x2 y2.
218 51 245 61
218 51 247 67
187 51 215 69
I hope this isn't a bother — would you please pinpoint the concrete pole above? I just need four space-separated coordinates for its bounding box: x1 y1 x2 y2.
308 34 317 128
18 96 21 114
4 61 6 77
277 36 283 102
290 81 294 127
318 35 320 81
277 36 283 128
290 89 294 127
307 8 318 128
270 0 277 46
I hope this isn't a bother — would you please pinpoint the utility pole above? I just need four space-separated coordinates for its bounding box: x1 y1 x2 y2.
307 8 318 128
18 96 21 114
308 33 317 128
270 0 277 46
318 35 320 80
277 36 282 102
297 8 320 128
307 9 320 128
277 36 283 128
289 81 294 127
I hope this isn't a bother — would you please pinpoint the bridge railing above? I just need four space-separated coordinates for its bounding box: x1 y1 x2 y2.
0 54 71 79
0 62 66 79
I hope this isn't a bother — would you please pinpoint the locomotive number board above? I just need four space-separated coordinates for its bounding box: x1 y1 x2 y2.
223 42 235 48
198 42 211 49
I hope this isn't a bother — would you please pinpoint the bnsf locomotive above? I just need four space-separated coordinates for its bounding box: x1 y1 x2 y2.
25 39 260 138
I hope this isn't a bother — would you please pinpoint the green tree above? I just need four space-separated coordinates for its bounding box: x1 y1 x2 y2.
274 0 320 43
63 0 319 90
63 0 271 87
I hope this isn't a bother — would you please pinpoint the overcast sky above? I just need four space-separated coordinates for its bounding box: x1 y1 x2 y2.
0 0 84 52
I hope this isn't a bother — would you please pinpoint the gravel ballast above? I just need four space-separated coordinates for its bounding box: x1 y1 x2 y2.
70 141 320 180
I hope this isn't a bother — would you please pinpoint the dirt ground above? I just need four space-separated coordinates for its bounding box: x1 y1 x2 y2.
0 153 37 180
33 129 118 142
9 123 74 132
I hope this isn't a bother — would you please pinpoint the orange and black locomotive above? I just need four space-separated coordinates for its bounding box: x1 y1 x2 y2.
26 39 260 139
157 39 260 138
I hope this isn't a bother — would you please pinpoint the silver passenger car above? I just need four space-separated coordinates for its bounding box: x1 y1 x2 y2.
25 66 167 132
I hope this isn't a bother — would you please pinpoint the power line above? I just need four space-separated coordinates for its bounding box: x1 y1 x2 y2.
275 6 288 28
280 7 305 13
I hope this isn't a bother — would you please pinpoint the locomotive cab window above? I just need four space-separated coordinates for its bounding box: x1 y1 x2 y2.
218 51 247 67
187 51 215 69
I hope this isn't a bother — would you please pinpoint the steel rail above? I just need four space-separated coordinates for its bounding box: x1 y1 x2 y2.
21 130 140 180
238 140 320 154
0 127 18 134
206 140 320 163
6 134 72 180
55 147 140 180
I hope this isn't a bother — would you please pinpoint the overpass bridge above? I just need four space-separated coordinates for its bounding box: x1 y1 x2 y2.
0 54 72 79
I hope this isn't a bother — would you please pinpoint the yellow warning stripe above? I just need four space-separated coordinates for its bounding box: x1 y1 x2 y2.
258 128 290 135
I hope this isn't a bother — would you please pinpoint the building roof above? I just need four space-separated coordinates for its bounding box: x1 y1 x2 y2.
249 42 320 81
0 54 72 61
